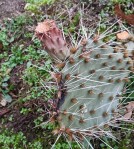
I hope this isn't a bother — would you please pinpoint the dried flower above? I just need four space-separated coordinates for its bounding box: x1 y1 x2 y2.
35 20 70 62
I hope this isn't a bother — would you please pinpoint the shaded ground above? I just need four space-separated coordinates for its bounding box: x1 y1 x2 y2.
0 0 25 21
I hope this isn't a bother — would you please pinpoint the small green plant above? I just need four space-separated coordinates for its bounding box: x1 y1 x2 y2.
24 0 55 13
20 108 31 115
0 129 43 149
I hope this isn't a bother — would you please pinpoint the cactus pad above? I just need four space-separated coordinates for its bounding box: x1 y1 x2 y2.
58 38 133 130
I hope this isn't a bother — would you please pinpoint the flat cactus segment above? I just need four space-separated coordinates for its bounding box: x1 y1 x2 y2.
59 38 132 129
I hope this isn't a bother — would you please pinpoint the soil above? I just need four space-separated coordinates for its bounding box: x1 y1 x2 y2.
9 63 27 97
0 0 25 21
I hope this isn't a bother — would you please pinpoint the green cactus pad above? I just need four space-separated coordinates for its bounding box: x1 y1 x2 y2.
59 38 133 130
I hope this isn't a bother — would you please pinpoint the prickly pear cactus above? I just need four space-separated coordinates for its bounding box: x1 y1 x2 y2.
35 20 134 146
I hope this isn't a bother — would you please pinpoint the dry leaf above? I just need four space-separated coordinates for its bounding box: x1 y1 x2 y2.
126 101 134 112
116 31 130 41
114 4 134 25
123 101 134 120
124 111 132 120
0 99 7 106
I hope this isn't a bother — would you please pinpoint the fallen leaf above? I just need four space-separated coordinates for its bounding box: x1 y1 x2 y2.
123 111 132 120
123 101 134 120
125 101 134 112
116 31 130 41
114 4 134 25
0 99 7 106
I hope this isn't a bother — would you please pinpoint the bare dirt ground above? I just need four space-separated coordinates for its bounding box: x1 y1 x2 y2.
0 0 25 21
